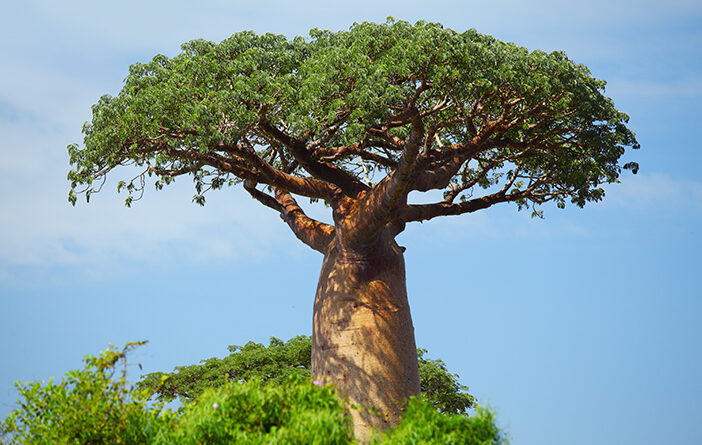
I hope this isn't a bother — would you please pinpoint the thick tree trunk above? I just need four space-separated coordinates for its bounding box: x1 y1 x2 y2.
311 230 420 441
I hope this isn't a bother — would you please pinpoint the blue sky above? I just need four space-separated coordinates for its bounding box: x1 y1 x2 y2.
1 1 700 443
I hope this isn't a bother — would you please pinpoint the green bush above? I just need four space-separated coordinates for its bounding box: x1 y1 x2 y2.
2 343 505 445
0 342 172 445
160 376 353 445
138 336 474 415
373 400 503 445
137 336 312 404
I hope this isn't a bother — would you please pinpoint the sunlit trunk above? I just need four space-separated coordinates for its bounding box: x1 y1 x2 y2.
311 230 420 442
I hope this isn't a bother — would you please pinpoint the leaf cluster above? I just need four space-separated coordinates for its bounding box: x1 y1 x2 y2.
417 349 474 415
372 402 503 445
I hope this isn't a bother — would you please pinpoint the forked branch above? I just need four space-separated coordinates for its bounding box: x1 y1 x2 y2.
347 109 425 244
258 117 369 198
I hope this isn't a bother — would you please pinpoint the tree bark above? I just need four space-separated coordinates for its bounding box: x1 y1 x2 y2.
311 229 420 442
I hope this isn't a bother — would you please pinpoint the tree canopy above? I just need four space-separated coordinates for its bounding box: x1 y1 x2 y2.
68 19 638 250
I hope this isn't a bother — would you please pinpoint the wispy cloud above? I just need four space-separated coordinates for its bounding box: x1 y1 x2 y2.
0 182 296 270
0 122 303 276
603 172 702 211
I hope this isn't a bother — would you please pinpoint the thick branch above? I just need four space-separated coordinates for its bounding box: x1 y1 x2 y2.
274 188 335 253
347 109 425 244
208 142 339 200
244 180 335 253
151 162 203 177
410 117 504 192
258 118 369 197
132 137 339 201
402 164 560 223
158 144 261 184
401 190 526 223
243 179 284 212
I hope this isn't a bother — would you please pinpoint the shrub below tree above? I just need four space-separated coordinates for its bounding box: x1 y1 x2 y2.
137 336 475 416
1 341 504 444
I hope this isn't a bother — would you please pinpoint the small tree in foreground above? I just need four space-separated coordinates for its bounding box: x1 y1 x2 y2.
68 19 638 438
1 343 504 445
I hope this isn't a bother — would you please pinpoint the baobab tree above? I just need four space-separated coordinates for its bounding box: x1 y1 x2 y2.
68 20 639 440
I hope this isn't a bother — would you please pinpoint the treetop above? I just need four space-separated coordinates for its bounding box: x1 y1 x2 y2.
68 19 638 248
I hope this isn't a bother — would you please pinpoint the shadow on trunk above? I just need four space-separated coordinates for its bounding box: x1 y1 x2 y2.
312 231 420 441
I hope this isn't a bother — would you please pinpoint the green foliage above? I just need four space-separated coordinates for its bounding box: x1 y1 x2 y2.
68 19 638 214
0 342 172 445
417 349 474 415
372 401 504 445
137 336 311 402
161 375 353 444
166 381 502 445
137 335 311 403
137 336 474 415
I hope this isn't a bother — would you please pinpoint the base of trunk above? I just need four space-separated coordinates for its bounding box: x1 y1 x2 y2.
311 234 420 441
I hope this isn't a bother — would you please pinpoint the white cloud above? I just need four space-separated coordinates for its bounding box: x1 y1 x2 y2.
0 164 306 272
603 172 702 211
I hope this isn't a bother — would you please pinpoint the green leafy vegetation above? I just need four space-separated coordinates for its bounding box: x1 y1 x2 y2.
1 341 502 444
417 349 474 415
69 19 638 218
161 375 354 445
137 336 313 404
137 336 474 416
0 342 172 445
373 402 502 445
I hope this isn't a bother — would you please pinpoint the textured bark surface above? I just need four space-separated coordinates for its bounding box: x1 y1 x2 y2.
311 231 420 441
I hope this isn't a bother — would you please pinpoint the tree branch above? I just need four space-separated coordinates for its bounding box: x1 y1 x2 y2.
274 188 335 253
243 179 284 213
210 142 339 200
243 180 335 253
312 144 397 169
401 189 526 223
346 108 425 244
258 117 369 197
410 116 504 192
